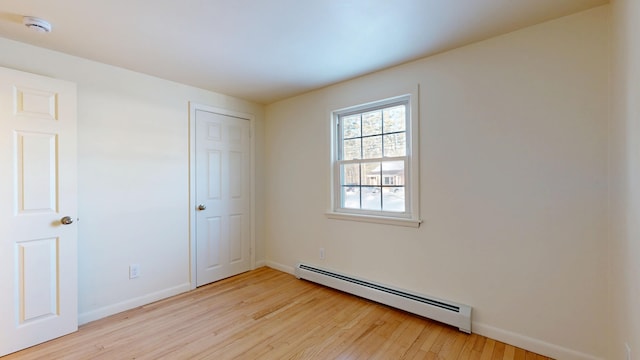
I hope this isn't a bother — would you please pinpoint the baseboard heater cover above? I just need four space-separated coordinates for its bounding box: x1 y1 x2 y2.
295 263 472 333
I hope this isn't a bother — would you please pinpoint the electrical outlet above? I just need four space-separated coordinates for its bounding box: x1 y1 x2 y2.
319 248 325 260
626 343 631 360
129 264 140 279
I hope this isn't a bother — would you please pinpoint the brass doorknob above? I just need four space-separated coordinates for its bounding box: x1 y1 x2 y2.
60 216 74 225
197 204 206 211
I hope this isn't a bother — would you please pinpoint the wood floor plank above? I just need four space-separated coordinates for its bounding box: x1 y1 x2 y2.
3 267 554 360
480 337 497 360
514 347 527 360
526 351 540 360
445 332 470 359
458 333 480 359
400 319 438 359
492 341 506 359
370 314 426 360
470 335 488 360
503 345 516 359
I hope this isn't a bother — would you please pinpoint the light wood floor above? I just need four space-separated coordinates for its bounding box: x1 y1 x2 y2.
3 267 552 360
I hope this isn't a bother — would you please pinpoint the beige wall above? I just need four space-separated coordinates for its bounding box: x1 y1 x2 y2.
0 36 266 323
265 7 609 360
610 0 640 358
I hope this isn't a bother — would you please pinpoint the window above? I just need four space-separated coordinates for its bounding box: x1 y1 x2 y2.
329 95 420 227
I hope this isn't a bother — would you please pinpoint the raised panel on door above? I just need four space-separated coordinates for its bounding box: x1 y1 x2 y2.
17 238 59 323
228 151 243 200
208 150 222 199
0 67 77 356
204 216 222 270
14 86 58 120
228 214 243 263
16 132 58 213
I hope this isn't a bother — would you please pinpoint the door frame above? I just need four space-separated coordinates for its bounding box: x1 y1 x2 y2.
188 102 255 289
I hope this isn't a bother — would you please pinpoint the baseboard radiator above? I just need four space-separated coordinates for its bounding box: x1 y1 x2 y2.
295 263 472 333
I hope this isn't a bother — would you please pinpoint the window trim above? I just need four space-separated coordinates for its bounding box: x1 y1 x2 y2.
327 93 421 227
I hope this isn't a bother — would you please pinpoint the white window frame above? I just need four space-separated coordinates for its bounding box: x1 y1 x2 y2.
327 94 421 228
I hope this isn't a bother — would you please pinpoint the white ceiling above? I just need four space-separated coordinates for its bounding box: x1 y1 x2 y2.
0 0 607 104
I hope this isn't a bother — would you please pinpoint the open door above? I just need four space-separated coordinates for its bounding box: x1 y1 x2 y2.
0 67 78 356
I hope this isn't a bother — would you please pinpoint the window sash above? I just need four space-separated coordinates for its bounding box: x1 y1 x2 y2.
334 157 409 216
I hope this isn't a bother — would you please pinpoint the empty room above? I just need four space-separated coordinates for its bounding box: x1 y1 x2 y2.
0 1 638 359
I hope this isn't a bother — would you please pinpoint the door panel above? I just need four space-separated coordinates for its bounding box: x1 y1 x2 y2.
16 132 58 212
195 109 250 287
15 86 58 120
229 151 242 198
229 214 242 263
208 151 222 199
206 216 222 269
0 67 77 356
19 237 58 322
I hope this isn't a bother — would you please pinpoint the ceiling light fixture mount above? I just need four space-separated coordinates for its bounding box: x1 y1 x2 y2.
23 16 52 33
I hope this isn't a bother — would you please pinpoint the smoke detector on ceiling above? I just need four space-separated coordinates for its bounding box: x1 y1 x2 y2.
23 16 52 33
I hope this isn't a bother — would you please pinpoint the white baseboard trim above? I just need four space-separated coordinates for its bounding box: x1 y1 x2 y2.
254 259 267 269
78 282 191 325
472 322 603 360
265 260 294 275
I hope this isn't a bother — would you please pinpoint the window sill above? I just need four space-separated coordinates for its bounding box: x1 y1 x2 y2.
325 212 422 228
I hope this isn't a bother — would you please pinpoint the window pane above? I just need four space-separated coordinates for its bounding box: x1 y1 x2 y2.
342 115 361 139
363 135 382 159
381 161 404 185
383 133 406 157
342 186 360 209
381 161 405 212
343 138 361 160
362 110 382 136
362 186 382 210
363 162 381 186
383 105 406 133
382 187 405 212
341 163 360 186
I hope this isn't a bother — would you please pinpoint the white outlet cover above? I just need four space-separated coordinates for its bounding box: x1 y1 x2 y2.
129 264 140 279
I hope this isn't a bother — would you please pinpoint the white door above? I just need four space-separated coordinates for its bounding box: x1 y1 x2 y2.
194 108 251 287
0 67 78 356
